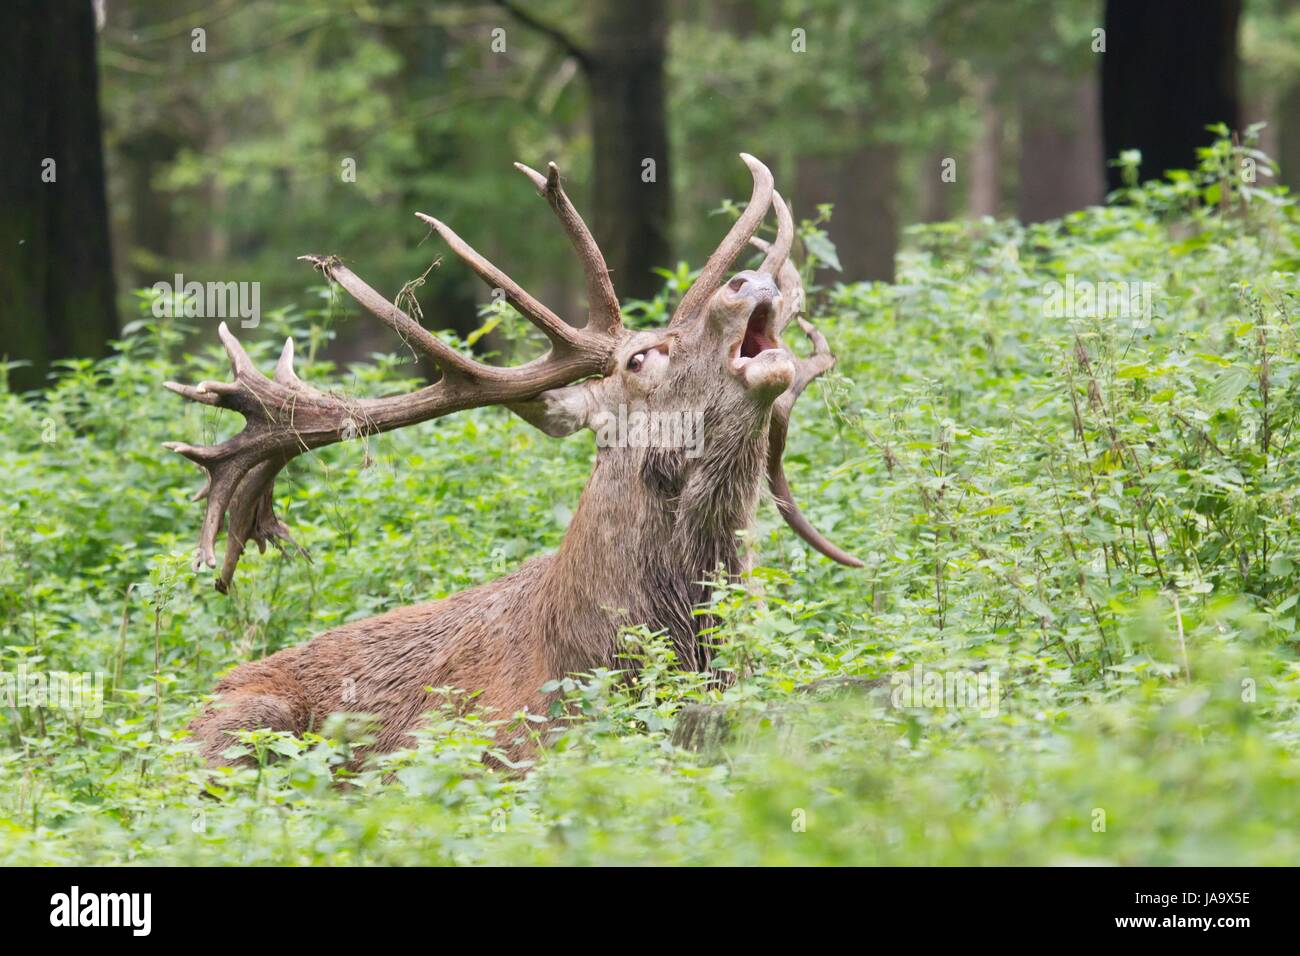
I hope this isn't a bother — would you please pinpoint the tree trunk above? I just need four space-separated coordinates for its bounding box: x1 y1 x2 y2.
1279 82 1300 193
1275 0 1300 192
586 0 670 304
796 144 898 285
0 0 118 391
117 129 180 294
1018 73 1105 222
1101 0 1242 190
968 77 1004 219
918 148 953 223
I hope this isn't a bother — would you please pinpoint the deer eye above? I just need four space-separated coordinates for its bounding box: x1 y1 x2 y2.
626 352 646 372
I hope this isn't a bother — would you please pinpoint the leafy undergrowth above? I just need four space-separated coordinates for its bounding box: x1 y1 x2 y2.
4 137 1300 865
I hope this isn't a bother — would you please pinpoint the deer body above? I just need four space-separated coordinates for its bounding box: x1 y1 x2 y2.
191 436 765 763
176 156 859 767
194 563 554 763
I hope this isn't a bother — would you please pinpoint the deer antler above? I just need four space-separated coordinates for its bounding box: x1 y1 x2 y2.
164 164 626 592
752 196 862 568
512 161 621 334
669 152 774 329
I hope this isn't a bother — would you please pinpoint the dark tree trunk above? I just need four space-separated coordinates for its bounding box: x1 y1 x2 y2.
0 0 118 391
1101 0 1242 190
847 143 899 283
797 145 899 284
586 0 670 304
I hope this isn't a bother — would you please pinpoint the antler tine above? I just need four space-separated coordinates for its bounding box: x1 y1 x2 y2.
299 255 480 381
669 152 775 329
515 161 622 334
767 317 862 568
749 235 804 337
166 215 627 591
751 210 860 568
760 189 794 276
415 212 600 358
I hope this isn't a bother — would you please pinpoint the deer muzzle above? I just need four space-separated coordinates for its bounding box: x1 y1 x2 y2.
725 275 793 396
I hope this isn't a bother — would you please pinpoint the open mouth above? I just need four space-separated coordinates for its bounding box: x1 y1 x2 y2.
731 299 781 371
741 300 777 357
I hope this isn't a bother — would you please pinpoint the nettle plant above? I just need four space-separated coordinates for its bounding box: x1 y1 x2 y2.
164 155 860 766
1109 121 1285 216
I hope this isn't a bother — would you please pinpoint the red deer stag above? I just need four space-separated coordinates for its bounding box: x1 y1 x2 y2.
168 154 860 766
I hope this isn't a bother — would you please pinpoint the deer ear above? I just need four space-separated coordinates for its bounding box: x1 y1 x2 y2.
508 381 603 438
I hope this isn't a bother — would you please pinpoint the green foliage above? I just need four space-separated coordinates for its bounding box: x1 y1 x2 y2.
101 0 594 333
100 0 1112 319
4 137 1300 864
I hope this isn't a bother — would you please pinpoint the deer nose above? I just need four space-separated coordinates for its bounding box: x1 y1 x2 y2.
726 271 777 297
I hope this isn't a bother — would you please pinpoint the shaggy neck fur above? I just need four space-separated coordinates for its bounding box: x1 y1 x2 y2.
531 406 772 677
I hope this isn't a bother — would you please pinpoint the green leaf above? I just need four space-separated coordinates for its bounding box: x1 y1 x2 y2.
1206 366 1251 408
466 315 502 346
802 231 842 272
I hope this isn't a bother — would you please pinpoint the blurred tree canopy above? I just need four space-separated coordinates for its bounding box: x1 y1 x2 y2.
96 0 1110 352
6 0 1300 384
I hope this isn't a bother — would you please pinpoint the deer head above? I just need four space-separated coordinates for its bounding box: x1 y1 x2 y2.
163 154 860 608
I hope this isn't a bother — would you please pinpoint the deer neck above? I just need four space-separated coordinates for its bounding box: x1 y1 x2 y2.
531 417 771 676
